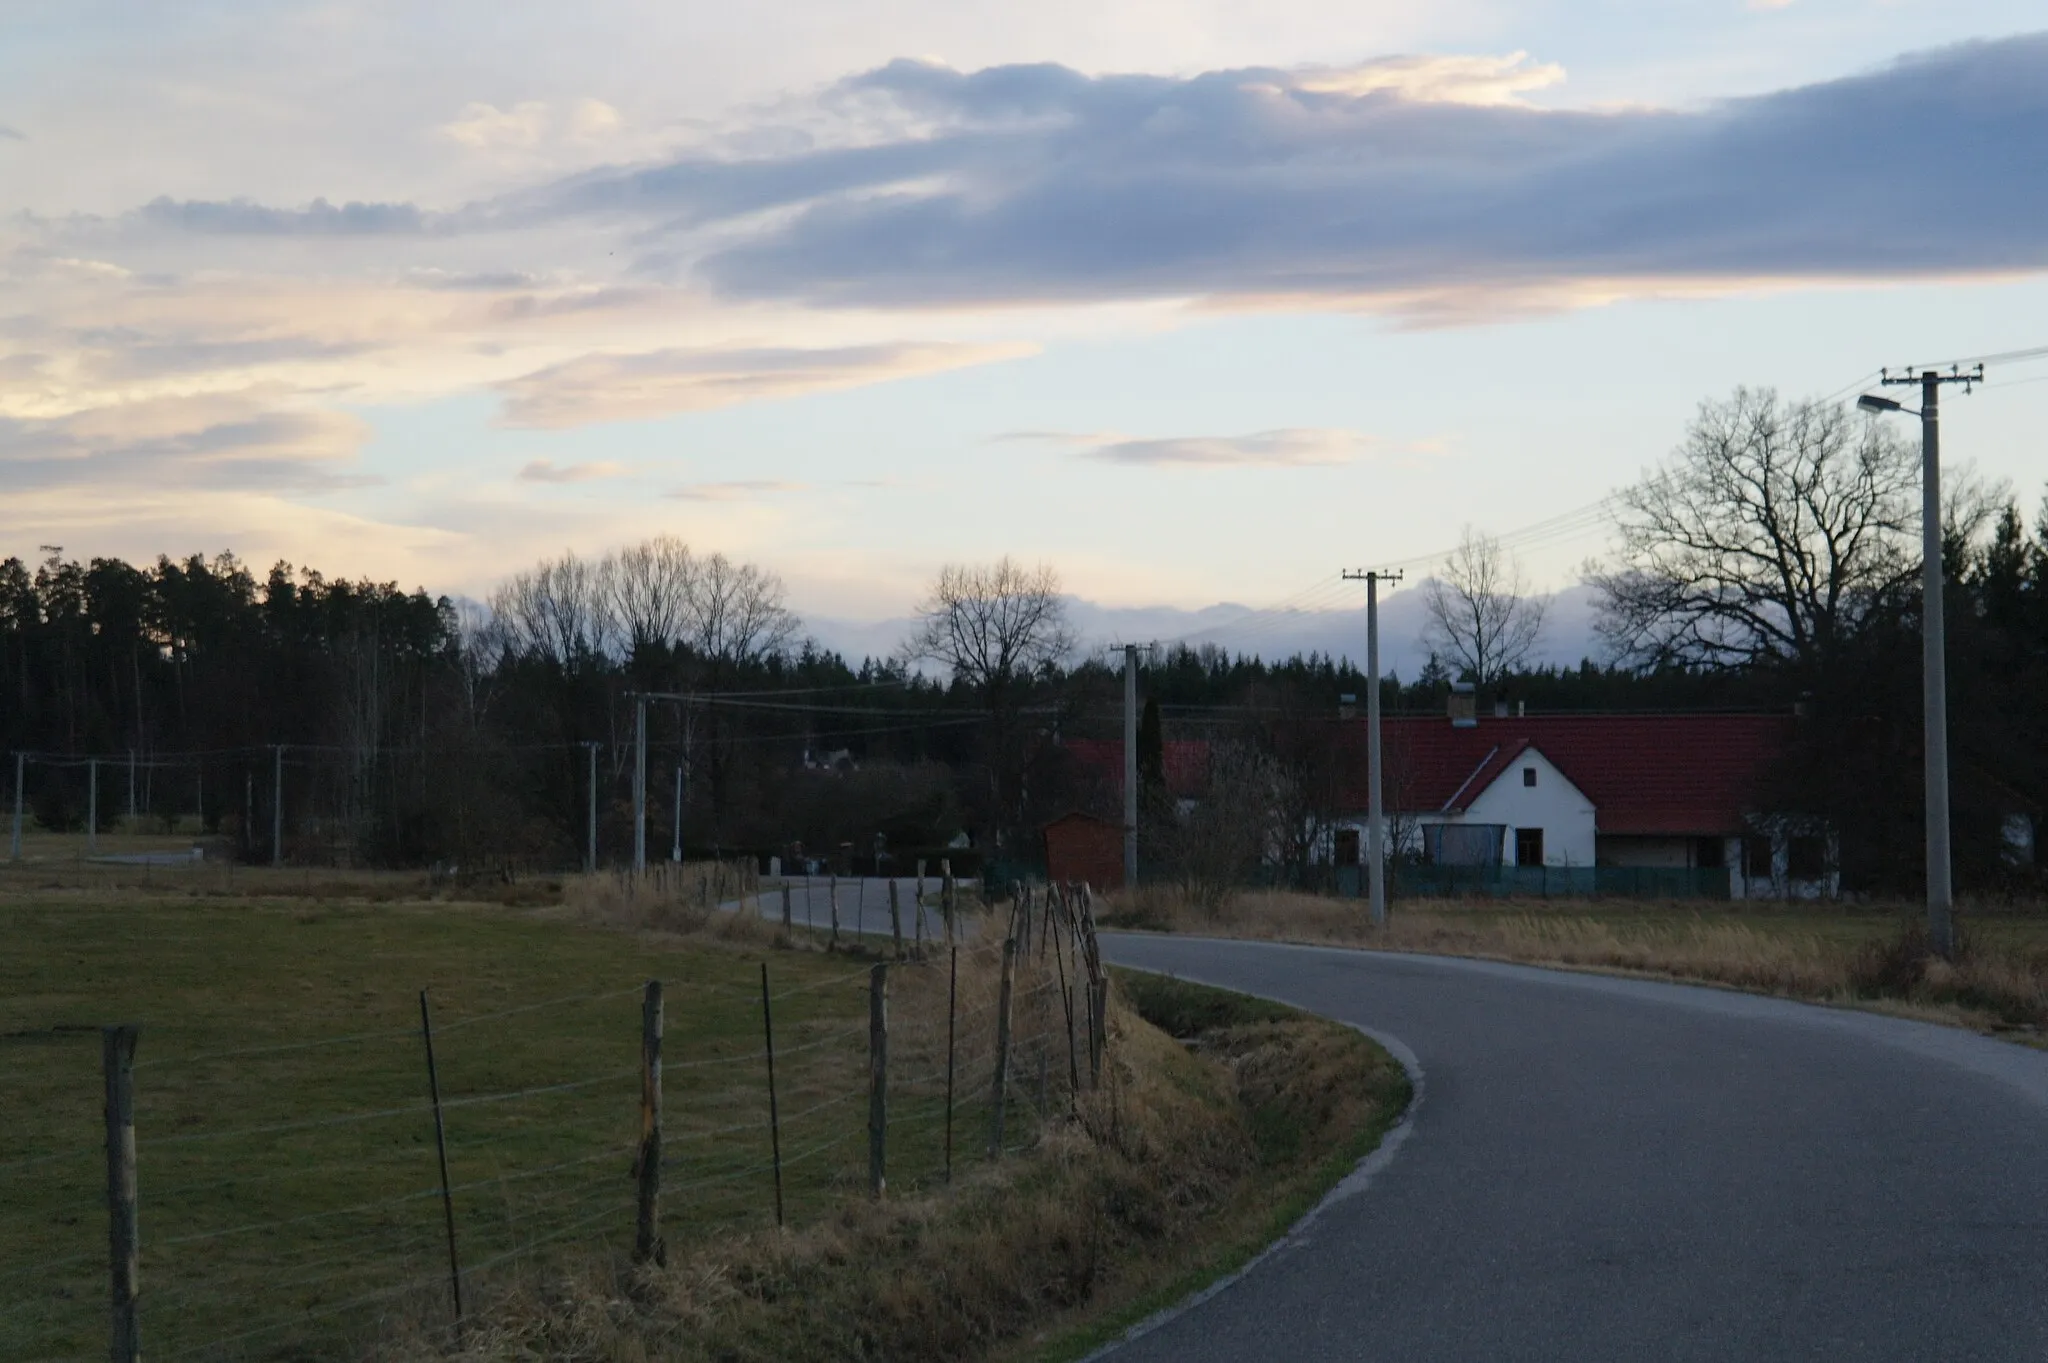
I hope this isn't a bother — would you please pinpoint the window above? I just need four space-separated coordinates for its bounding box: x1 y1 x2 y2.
1522 767 1537 787
1334 828 1361 867
1743 835 1773 878
1695 837 1725 869
1787 836 1826 880
1515 827 1544 866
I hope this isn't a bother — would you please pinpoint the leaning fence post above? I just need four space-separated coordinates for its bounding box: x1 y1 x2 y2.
103 1024 140 1363
868 963 889 1198
636 980 665 1264
417 992 464 1345
760 964 784 1227
888 879 904 960
987 938 1016 1157
1089 977 1109 1086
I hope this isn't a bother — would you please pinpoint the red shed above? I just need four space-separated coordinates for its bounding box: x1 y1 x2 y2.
1042 812 1123 890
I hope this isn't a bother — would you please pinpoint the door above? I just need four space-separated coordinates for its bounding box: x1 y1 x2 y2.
1515 827 1544 867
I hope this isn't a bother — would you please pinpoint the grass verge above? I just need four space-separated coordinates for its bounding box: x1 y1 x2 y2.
1099 885 2048 1040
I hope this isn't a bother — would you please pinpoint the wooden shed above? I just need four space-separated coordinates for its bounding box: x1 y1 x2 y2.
1043 811 1123 890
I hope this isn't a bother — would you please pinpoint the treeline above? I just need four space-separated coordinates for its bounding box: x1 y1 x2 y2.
4 464 2045 892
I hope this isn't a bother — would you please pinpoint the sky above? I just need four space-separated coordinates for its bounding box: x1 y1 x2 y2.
4 0 2047 652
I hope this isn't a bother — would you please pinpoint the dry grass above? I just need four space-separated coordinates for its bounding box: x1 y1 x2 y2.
1099 885 2048 1038
374 966 1409 1363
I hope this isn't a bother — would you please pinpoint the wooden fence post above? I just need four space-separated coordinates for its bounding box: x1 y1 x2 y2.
868 963 889 1198
940 860 956 946
760 964 784 1227
888 879 904 960
103 1024 140 1363
781 882 793 933
987 939 1016 1157
944 946 957 1183
829 874 841 951
636 979 665 1264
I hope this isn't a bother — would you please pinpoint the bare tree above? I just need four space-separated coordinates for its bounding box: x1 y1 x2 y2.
490 550 614 667
691 553 799 670
1590 388 1918 676
903 558 1075 845
1420 527 1548 684
903 558 1074 697
603 535 697 660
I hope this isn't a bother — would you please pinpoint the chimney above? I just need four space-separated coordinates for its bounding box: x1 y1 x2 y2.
1448 681 1477 728
1518 700 1526 718
1493 700 1509 719
1338 692 1357 721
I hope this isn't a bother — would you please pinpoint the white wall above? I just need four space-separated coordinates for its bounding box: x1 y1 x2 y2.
1461 747 1597 868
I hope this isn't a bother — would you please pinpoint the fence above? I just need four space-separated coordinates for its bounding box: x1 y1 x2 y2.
1388 865 1734 900
0 882 1108 1361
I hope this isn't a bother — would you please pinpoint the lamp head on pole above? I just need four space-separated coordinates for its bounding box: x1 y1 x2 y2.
1857 393 1905 415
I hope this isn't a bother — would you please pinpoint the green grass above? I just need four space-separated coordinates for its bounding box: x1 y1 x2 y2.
0 893 940 1361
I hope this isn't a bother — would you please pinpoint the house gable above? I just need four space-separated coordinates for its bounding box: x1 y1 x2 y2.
1460 745 1598 867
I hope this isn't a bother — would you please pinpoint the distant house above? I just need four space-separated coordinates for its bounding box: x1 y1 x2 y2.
1334 687 1835 899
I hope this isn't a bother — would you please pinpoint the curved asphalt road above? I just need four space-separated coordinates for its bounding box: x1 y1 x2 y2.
1099 934 2048 1362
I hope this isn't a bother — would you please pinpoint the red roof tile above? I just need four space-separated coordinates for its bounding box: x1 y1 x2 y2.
1338 713 1795 836
1062 738 1210 799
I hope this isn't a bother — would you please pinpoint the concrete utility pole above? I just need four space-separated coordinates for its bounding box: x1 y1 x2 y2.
584 741 599 874
671 765 684 862
1867 364 1980 961
632 695 648 874
1123 643 1139 890
1343 569 1404 926
11 751 24 862
271 744 284 868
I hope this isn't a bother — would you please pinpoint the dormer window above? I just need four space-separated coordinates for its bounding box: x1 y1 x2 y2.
1523 767 1537 787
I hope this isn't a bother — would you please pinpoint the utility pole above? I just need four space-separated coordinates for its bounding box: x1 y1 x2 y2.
671 765 684 863
271 744 284 868
1870 364 1980 961
1343 569 1403 926
1122 643 1139 890
632 695 648 875
10 752 23 862
583 741 599 874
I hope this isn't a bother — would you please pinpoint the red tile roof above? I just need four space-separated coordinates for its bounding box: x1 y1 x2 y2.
1061 738 1210 799
1338 713 1796 836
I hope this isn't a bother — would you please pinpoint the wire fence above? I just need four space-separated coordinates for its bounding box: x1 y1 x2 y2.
0 881 1111 1361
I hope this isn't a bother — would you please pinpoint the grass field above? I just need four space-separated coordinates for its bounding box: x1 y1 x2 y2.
1 866 1412 1362
1101 886 2048 1038
0 880 988 1361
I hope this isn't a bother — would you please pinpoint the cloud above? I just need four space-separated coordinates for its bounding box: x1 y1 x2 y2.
442 99 622 152
0 124 23 142
495 340 1033 428
517 458 626 483
1012 427 1371 468
565 35 2048 312
0 389 374 494
667 479 807 501
140 195 426 235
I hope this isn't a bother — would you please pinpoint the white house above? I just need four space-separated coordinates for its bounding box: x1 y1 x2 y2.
1329 689 1836 899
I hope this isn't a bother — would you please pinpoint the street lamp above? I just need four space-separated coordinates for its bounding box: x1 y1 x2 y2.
1859 365 1979 959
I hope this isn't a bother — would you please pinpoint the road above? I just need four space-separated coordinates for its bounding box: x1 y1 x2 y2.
738 875 958 946
1098 934 2048 1362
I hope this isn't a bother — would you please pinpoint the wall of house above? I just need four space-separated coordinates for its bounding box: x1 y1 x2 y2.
1597 835 1693 868
1461 749 1597 867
